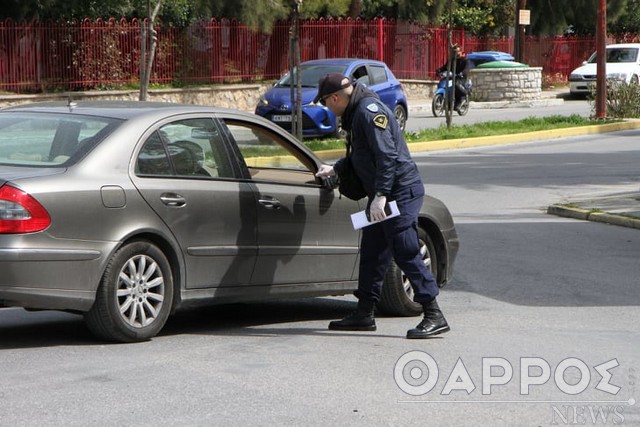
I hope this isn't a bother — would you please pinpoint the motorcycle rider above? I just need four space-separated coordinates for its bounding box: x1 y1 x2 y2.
436 44 469 113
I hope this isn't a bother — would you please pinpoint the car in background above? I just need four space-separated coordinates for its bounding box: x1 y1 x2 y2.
568 43 640 96
0 101 458 342
255 58 409 138
466 51 515 68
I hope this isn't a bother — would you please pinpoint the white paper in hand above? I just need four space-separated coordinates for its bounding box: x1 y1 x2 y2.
351 200 400 230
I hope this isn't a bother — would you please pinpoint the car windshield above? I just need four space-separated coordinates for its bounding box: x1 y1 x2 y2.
276 64 348 87
0 112 122 167
588 47 639 64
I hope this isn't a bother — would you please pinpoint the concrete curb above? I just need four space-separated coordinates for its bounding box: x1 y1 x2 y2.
547 205 590 221
547 205 640 230
406 120 640 153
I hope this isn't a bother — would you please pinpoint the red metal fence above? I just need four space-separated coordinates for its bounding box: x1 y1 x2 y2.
1 17 638 93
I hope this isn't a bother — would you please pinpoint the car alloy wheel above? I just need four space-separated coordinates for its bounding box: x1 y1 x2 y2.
85 240 174 342
393 105 407 131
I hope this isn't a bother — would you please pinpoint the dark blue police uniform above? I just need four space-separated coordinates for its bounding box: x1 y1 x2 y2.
334 83 440 305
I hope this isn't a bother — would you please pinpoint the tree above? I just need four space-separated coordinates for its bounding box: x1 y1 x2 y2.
609 0 640 34
528 0 628 35
139 0 163 101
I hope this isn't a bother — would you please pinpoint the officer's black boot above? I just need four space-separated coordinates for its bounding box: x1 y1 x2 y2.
406 299 450 339
328 299 376 331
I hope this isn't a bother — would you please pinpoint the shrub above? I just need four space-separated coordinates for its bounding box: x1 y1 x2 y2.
589 80 640 118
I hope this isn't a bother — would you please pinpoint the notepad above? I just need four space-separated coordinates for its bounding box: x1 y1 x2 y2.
350 200 400 230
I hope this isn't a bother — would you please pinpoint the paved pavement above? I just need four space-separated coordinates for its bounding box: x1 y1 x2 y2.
407 89 640 231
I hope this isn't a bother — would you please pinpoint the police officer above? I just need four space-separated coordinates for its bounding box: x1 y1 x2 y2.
314 73 449 339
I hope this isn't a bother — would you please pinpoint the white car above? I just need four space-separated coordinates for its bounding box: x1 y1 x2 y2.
568 43 640 96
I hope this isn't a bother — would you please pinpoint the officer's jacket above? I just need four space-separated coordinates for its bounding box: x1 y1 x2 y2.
334 83 422 199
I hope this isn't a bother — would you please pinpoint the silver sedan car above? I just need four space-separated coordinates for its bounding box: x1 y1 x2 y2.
0 101 459 342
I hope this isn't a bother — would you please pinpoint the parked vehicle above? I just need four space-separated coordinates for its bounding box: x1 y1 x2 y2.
432 72 472 117
255 58 409 138
0 101 458 342
568 43 640 96
466 51 515 68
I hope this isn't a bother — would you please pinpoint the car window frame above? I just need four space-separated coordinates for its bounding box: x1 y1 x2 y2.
367 64 389 86
133 114 242 180
214 115 323 188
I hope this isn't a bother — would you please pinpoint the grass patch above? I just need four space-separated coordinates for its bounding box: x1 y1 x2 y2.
302 114 620 152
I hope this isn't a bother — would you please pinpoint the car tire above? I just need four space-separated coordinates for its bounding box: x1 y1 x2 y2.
393 104 407 131
85 240 174 342
432 93 445 117
378 227 438 317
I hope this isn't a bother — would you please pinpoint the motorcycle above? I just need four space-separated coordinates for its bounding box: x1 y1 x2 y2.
432 71 472 117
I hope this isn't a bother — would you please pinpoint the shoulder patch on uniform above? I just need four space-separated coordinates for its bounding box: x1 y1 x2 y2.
372 114 388 129
366 103 379 113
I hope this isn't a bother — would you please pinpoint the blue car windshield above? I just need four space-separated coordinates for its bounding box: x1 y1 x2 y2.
276 64 348 87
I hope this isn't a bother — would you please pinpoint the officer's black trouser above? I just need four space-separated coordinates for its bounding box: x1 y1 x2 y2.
355 182 440 305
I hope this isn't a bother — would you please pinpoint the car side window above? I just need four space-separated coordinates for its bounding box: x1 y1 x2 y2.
222 121 318 185
352 65 370 86
368 65 388 85
136 118 234 178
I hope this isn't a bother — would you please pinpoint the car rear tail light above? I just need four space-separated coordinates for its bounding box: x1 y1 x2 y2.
0 184 51 233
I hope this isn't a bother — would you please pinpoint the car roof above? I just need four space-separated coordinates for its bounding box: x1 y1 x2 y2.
605 43 640 49
301 58 387 67
3 100 242 120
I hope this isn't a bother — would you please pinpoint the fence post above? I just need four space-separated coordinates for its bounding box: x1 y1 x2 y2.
378 18 384 63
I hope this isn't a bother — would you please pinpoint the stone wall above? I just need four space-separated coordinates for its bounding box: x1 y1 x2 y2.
0 81 440 111
469 67 542 102
0 74 546 111
0 83 275 112
398 80 436 99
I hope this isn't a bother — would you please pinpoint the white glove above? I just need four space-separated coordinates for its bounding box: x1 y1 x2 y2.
315 164 335 178
369 194 387 222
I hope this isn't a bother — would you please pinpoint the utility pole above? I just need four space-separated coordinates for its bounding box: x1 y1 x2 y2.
595 0 607 119
514 0 527 63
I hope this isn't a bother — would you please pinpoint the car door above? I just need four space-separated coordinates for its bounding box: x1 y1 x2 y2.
217 116 361 287
349 63 397 107
131 115 258 289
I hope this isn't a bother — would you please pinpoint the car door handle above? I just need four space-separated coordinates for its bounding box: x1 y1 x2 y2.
258 197 282 209
160 193 186 207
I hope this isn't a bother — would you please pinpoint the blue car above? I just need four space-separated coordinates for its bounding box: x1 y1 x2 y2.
255 58 409 138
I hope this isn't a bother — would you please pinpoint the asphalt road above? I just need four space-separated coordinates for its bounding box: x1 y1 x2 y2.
1 128 638 426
